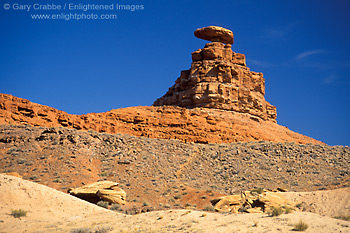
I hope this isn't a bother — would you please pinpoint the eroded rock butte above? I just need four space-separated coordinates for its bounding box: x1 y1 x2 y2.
154 26 277 122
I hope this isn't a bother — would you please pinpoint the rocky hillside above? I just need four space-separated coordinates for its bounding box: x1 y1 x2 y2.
0 93 322 144
1 125 348 212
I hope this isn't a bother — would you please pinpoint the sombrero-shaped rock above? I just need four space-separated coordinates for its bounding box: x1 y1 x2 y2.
194 26 234 44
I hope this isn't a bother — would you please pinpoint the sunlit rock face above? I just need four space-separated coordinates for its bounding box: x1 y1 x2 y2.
153 26 277 122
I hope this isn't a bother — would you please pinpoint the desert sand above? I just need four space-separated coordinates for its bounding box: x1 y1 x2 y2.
1 174 349 233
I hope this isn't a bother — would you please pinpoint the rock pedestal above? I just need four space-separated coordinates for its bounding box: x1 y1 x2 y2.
153 26 277 122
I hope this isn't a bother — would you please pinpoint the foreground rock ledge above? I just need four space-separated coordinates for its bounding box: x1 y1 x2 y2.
68 181 126 205
211 190 295 214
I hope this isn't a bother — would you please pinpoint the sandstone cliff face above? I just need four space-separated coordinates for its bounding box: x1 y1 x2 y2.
153 27 277 122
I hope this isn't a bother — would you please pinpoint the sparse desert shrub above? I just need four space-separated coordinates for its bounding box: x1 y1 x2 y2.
97 201 109 209
174 194 182 200
70 226 112 233
11 209 27 218
270 206 284 217
70 228 91 233
53 178 63 183
99 172 109 177
334 215 350 221
185 203 191 207
284 206 293 214
110 203 121 211
143 201 150 207
250 188 264 195
94 226 113 233
293 220 309 231
203 205 215 212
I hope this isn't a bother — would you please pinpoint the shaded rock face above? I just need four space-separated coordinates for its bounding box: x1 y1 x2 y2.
153 27 277 122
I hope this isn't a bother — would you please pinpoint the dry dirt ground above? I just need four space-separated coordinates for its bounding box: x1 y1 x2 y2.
1 94 349 232
1 174 350 233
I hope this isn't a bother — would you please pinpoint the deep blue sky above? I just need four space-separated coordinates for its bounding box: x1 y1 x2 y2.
1 0 349 146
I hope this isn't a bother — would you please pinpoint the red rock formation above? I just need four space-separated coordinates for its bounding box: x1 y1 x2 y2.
194 26 234 44
153 26 277 122
0 93 323 144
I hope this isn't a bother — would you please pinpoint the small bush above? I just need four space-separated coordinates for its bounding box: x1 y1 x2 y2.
174 194 182 200
110 203 121 211
334 215 350 221
53 178 63 183
70 226 112 233
70 228 91 233
99 172 109 177
203 205 215 212
11 209 27 218
270 206 283 217
143 201 150 207
94 226 112 233
97 201 109 209
250 188 264 195
284 206 293 214
293 220 309 231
